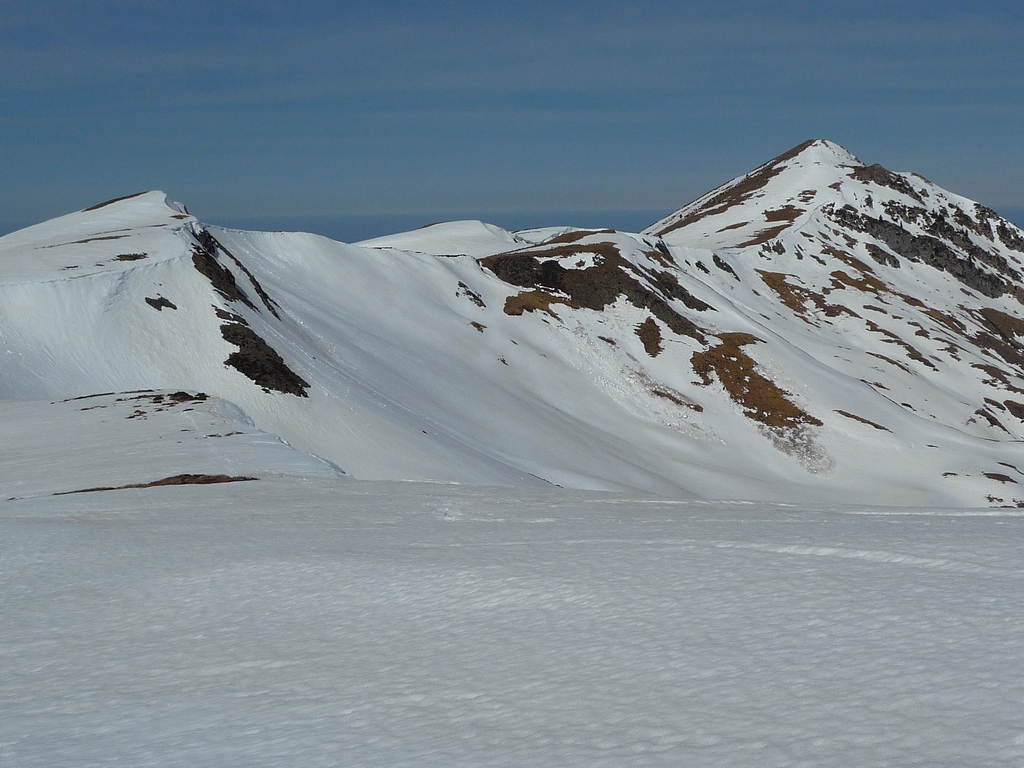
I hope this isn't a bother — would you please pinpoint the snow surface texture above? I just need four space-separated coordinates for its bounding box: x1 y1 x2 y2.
3 480 1024 767
4 145 1024 765
3 144 1024 505
0 392 342 501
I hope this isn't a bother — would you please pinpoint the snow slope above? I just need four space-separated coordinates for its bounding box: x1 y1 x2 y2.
4 146 1024 766
4 480 1023 767
0 390 342 501
2 144 1024 505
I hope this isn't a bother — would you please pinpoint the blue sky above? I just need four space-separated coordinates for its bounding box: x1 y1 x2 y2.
2 1 1022 239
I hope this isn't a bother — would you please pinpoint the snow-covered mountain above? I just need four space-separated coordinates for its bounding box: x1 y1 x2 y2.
2 140 1023 506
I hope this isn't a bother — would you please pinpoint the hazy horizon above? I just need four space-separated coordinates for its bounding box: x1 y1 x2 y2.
3 204 1024 246
3 2 1021 230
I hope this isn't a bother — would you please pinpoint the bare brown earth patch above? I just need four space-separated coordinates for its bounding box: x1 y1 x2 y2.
1005 400 1024 420
482 241 709 342
651 387 703 411
835 410 891 431
983 472 1018 484
977 308 1024 341
503 290 564 318
971 365 1024 395
737 225 791 248
544 229 615 245
691 333 822 430
69 235 129 244
636 317 663 357
756 270 857 322
56 474 257 495
470 321 486 332
115 253 147 261
973 409 1010 433
867 352 913 374
764 205 805 223
716 221 749 233
924 308 967 334
828 266 888 296
82 192 147 211
864 320 937 369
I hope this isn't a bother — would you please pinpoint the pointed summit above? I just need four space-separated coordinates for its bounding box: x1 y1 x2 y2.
645 139 948 250
646 139 866 245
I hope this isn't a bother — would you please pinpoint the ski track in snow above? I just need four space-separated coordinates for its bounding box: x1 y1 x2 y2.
4 478 1024 767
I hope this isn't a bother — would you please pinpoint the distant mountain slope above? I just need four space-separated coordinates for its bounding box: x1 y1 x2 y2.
2 143 1023 506
0 391 342 501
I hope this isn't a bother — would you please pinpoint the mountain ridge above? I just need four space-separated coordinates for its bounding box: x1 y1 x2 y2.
2 140 1023 506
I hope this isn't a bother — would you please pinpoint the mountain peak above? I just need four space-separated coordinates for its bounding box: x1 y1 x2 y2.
4 145 1024 507
644 139 866 243
785 138 861 167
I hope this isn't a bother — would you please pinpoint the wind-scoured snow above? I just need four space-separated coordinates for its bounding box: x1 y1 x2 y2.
0 391 342 501
3 480 1023 767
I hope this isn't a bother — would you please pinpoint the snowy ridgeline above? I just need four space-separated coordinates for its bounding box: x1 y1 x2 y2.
3 478 1024 767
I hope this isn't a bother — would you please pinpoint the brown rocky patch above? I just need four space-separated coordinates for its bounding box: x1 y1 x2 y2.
503 290 563 318
737 225 791 248
864 320 937 369
971 365 1024 395
82 192 147 211
196 230 281 319
691 333 822 430
716 221 749 233
544 229 615 245
651 387 703 411
977 308 1024 341
192 245 257 309
867 352 913 374
764 205 805 223
974 409 1010 434
55 474 257 495
457 281 486 307
849 164 925 203
221 323 309 397
835 410 891 431
756 270 857 322
482 242 709 342
145 296 177 311
636 317 663 357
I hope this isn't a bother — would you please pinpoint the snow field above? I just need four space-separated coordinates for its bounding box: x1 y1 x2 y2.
3 479 1024 767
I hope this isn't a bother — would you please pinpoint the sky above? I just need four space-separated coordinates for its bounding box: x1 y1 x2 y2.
1 1 1022 240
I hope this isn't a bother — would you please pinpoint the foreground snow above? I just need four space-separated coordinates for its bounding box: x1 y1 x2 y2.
4 479 1023 766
